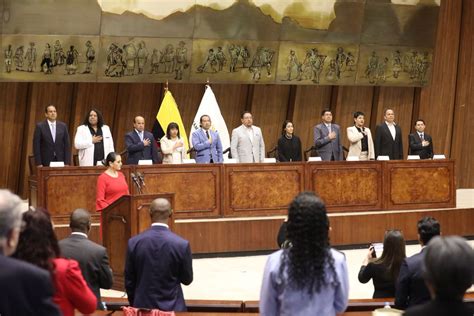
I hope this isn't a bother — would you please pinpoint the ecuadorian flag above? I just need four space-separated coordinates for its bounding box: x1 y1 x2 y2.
152 90 190 157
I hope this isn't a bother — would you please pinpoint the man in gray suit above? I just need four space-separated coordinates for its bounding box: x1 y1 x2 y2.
59 208 113 310
313 109 343 161
231 111 265 163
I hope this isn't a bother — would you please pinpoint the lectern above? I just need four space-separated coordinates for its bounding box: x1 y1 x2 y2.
102 193 174 290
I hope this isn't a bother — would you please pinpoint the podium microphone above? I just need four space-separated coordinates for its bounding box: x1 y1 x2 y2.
131 172 142 194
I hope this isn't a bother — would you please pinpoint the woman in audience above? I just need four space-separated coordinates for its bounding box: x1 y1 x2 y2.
160 122 186 164
358 229 406 298
12 208 97 316
74 108 115 166
277 120 302 162
260 192 349 315
347 111 375 160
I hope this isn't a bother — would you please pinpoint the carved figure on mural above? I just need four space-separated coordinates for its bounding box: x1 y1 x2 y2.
286 50 299 81
409 51 419 79
392 50 402 78
376 57 388 83
84 40 95 74
228 44 240 72
174 41 188 80
216 46 226 72
240 46 250 68
197 48 218 73
346 52 355 71
335 47 346 79
124 43 137 76
65 45 79 75
4 44 13 73
418 52 430 84
105 43 125 77
160 44 175 73
309 49 326 84
137 41 149 75
249 46 274 81
365 51 378 84
53 40 66 67
14 46 24 71
150 49 160 74
25 42 37 73
40 43 53 74
326 59 337 81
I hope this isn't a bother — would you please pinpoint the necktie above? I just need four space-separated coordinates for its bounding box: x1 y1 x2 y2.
327 124 331 133
420 133 424 141
51 124 56 143
206 131 210 140
139 132 143 142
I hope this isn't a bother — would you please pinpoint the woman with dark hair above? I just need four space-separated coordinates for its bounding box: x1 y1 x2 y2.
74 108 115 166
12 209 96 316
260 192 349 315
358 229 406 298
347 111 375 160
96 152 129 212
160 122 186 164
277 120 302 162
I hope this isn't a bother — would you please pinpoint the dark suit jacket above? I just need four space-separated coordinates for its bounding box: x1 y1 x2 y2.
408 132 433 159
313 123 343 161
358 263 396 298
125 130 160 165
59 234 114 309
404 299 474 316
395 249 431 309
125 225 193 311
374 122 403 160
33 120 71 166
0 254 61 316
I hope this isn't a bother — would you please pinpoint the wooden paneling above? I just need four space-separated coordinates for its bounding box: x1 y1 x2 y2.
167 83 206 134
291 85 333 153
210 84 249 133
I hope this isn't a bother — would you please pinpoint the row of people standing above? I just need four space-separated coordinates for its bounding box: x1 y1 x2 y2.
32 105 434 168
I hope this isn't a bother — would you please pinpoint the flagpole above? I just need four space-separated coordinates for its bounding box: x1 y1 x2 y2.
164 80 169 92
206 77 210 88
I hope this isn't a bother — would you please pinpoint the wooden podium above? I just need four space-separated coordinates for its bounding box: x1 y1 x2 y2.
102 193 174 290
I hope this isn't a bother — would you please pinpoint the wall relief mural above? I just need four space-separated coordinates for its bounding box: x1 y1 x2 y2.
0 0 440 86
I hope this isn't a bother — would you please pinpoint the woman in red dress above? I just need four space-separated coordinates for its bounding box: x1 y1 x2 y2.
13 209 97 316
96 152 129 211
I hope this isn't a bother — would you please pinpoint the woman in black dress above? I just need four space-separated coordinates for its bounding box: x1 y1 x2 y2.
358 229 406 298
277 120 302 162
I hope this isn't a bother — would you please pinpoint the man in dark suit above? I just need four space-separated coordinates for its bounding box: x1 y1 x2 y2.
374 108 403 160
33 105 71 166
408 119 433 159
313 109 343 161
59 208 113 310
0 189 61 316
125 198 193 311
125 116 160 164
395 216 441 310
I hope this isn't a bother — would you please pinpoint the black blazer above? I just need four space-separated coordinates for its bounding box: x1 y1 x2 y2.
408 132 433 159
358 263 396 298
404 299 474 316
395 249 431 309
125 130 160 165
0 254 61 316
374 122 403 160
125 225 193 311
59 234 114 309
33 120 71 166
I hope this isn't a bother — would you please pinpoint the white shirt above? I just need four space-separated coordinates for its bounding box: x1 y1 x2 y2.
418 132 424 140
245 126 254 143
325 123 332 133
385 121 396 140
135 129 143 141
49 120 56 142
152 223 169 228
71 232 88 238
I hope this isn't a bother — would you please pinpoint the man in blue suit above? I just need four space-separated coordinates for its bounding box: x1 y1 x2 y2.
125 198 193 312
191 115 223 163
125 116 160 165
313 109 343 161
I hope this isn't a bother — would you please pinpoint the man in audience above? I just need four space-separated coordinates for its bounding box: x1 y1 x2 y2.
395 216 441 309
125 198 193 311
408 119 433 159
0 189 61 316
374 108 403 160
404 236 474 316
125 116 160 164
230 111 265 163
191 114 223 163
59 208 114 310
33 104 71 166
313 109 343 161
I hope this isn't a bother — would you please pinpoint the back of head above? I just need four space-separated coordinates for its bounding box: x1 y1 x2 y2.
417 216 440 245
69 208 91 233
0 190 24 255
12 208 60 273
423 236 474 300
149 198 172 223
283 192 335 292
377 229 406 279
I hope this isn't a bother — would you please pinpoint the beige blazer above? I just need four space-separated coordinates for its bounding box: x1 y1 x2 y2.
230 125 265 163
160 136 186 164
347 126 375 160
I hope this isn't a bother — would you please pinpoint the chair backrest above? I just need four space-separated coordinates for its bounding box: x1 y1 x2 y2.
28 155 37 175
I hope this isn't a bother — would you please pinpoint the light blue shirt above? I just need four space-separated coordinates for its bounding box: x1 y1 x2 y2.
259 249 349 316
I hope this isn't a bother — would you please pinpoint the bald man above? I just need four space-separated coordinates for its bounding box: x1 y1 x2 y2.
125 116 160 164
125 198 193 311
59 209 113 310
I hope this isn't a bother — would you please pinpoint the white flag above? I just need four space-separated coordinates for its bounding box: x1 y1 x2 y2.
189 85 231 155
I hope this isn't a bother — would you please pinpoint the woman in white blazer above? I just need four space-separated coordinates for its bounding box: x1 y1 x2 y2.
74 109 115 166
160 122 187 164
347 111 375 161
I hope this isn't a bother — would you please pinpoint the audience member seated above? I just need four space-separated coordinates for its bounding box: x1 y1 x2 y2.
125 198 193 311
12 208 97 316
395 216 440 309
259 192 349 315
0 190 61 316
59 208 114 310
404 236 474 316
358 229 406 298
